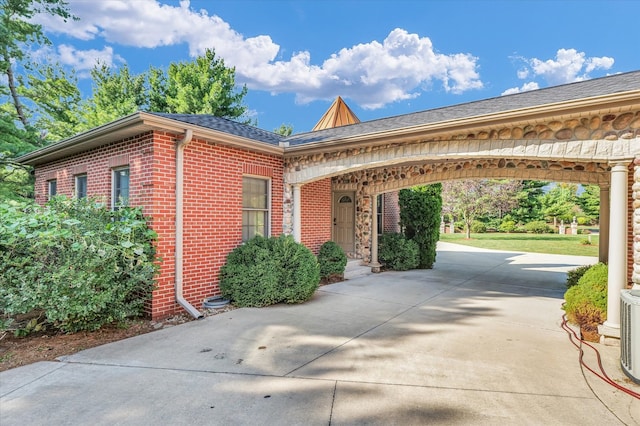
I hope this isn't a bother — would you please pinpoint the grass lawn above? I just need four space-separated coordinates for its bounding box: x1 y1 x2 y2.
439 232 599 257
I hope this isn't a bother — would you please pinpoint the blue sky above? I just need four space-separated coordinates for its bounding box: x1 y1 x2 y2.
36 0 639 134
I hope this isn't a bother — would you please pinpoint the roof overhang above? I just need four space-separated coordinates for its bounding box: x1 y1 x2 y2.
17 111 283 166
284 90 640 156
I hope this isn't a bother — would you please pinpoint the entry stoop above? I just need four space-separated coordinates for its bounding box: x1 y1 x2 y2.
344 259 372 280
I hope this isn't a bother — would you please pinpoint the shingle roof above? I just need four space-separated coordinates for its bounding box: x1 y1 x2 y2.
148 112 284 145
284 70 640 146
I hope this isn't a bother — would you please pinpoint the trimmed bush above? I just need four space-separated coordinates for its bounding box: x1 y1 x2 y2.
219 235 319 307
523 220 553 234
563 263 607 341
470 220 487 233
317 241 347 281
566 264 593 289
399 184 442 269
0 197 158 334
498 220 517 233
378 233 420 271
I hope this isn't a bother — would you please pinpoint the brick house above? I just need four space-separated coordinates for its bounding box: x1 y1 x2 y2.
18 71 640 334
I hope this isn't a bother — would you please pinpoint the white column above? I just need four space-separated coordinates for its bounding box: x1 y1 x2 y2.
599 185 610 264
370 194 381 272
292 184 302 243
603 164 628 331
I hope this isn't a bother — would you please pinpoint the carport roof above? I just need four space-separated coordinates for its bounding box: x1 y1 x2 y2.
283 70 640 147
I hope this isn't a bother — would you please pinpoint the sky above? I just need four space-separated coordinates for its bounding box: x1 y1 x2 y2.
34 0 640 134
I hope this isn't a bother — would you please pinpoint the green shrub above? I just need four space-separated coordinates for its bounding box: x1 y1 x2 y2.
524 220 553 234
563 263 607 330
399 184 442 269
498 220 517 233
566 264 592 289
577 216 591 226
470 220 487 233
378 233 420 271
317 241 347 280
0 197 158 334
219 235 319 307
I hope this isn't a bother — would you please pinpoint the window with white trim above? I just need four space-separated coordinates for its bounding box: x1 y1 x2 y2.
47 179 57 200
75 174 87 199
242 176 270 241
377 194 384 236
112 167 130 209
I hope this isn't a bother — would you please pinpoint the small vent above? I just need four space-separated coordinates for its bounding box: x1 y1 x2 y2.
620 290 640 384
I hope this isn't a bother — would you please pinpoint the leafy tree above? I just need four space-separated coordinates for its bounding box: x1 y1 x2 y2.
577 184 600 222
399 184 442 269
442 179 521 239
540 183 579 223
274 124 293 136
0 0 77 201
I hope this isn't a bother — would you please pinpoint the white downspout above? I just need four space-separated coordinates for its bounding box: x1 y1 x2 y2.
175 129 203 319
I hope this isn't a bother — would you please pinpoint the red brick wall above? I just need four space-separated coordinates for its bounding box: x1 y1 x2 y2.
34 132 155 210
33 131 284 319
301 178 332 254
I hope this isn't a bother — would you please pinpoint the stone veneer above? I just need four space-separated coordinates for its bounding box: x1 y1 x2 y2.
283 111 640 282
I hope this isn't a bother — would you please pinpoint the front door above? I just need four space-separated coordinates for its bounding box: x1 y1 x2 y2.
333 192 355 254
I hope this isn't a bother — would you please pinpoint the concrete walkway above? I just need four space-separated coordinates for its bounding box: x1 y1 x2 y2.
2 243 639 425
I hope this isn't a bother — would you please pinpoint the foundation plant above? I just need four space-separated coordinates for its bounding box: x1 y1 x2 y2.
563 263 608 342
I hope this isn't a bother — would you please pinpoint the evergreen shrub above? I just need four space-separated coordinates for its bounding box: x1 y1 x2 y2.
378 233 419 271
220 235 319 307
317 241 347 281
563 263 607 341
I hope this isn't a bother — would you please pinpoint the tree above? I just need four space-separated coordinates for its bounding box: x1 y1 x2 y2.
442 179 522 238
399 184 442 269
274 124 293 136
507 180 547 224
577 184 600 223
0 0 77 201
540 183 579 223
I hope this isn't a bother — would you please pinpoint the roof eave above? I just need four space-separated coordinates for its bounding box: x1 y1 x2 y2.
17 112 283 166
284 90 640 156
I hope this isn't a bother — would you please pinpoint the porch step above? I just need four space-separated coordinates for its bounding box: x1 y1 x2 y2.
344 259 372 280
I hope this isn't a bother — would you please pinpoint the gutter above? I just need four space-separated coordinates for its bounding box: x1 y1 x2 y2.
175 129 203 319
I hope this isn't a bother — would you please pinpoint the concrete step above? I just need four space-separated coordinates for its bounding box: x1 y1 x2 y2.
344 259 372 280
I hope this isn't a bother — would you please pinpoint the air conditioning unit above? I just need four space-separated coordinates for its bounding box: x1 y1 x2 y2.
620 289 640 383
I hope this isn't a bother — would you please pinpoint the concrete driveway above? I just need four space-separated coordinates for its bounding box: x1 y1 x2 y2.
1 242 639 425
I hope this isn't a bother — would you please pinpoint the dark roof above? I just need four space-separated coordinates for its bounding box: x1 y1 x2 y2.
149 112 284 145
284 70 640 146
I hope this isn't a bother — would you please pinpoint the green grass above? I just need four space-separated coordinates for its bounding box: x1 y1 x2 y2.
439 233 599 257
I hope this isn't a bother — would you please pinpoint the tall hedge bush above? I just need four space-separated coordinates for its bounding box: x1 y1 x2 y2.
220 235 319 307
563 263 607 341
399 184 442 269
0 197 158 333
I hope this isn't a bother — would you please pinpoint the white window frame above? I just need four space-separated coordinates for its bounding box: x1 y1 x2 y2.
241 176 271 242
75 174 87 199
111 167 130 210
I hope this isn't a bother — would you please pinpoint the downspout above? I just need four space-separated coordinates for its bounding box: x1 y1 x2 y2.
175 129 203 319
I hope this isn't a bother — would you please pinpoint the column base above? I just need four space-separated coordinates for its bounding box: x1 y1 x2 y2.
599 322 620 342
369 262 382 273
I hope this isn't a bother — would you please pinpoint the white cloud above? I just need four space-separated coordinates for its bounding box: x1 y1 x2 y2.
30 44 124 78
35 0 483 109
520 48 614 85
501 81 540 96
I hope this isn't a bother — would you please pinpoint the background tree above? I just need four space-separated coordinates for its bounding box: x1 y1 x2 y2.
399 184 442 269
274 124 293 136
577 184 600 223
507 180 547 224
0 0 77 201
540 183 579 224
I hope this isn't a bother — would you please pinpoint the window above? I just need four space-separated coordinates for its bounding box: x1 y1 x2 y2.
112 167 130 209
47 179 57 200
75 174 87 199
377 194 384 236
242 177 270 241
